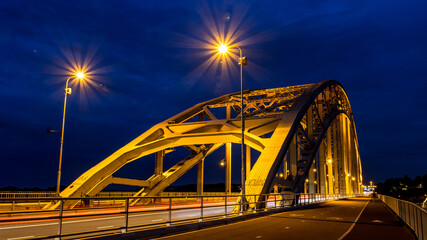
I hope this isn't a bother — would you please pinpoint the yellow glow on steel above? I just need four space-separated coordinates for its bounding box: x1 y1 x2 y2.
327 159 332 163
279 173 284 177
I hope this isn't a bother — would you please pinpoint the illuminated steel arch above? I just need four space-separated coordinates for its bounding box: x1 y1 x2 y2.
48 80 362 210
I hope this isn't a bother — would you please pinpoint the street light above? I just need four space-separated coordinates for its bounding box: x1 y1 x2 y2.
217 43 248 208
56 71 86 195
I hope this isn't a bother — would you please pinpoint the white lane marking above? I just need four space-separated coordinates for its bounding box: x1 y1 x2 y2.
151 213 273 239
152 219 164 222
97 225 113 229
284 227 290 229
7 236 34 240
289 213 304 217
1 222 57 230
152 199 342 240
256 236 262 238
336 198 370 240
372 220 383 223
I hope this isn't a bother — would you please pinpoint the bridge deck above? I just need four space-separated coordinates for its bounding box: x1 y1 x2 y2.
151 197 415 240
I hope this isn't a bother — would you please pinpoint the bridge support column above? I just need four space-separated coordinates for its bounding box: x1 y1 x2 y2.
326 127 334 195
309 162 315 194
283 152 288 179
307 105 315 195
342 116 350 195
319 140 326 194
155 151 164 176
225 144 232 194
346 117 354 195
339 115 350 195
246 146 251 179
155 150 164 202
351 135 358 194
333 118 341 195
197 158 204 196
357 152 363 194
289 135 297 181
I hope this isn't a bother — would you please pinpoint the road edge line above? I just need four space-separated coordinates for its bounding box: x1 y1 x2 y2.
336 198 371 240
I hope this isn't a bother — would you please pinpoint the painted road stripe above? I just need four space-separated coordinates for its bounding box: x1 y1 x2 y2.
336 198 370 240
97 225 114 229
7 236 34 240
152 219 164 222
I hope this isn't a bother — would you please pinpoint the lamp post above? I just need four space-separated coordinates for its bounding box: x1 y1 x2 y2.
218 45 248 209
56 72 85 195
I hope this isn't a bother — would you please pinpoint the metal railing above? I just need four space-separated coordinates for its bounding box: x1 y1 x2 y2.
378 194 427 240
0 191 240 199
0 193 349 239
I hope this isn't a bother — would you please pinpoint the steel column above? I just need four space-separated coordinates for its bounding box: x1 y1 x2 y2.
197 158 204 196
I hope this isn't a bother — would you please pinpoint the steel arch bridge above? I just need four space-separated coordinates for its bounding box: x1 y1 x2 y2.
49 80 363 210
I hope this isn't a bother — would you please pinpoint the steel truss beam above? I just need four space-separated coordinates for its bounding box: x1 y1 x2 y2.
46 80 362 211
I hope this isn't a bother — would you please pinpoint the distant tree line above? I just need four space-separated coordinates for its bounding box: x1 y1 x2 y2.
377 174 427 203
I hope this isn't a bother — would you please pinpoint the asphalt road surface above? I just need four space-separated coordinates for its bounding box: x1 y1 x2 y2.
2 198 296 240
150 197 415 240
0 205 236 240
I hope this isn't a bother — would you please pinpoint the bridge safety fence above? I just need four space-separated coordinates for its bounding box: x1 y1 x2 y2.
0 191 240 199
378 194 427 240
0 193 351 240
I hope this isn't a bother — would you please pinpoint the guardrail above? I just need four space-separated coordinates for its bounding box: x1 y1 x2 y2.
0 193 349 239
378 194 427 240
0 191 240 199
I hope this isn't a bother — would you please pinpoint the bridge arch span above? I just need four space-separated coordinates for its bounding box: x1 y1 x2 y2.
243 80 362 209
47 80 362 210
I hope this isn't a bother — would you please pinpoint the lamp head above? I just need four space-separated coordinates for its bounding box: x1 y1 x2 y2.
218 44 228 54
76 72 85 80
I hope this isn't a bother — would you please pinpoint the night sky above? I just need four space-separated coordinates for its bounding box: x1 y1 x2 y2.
1 0 426 189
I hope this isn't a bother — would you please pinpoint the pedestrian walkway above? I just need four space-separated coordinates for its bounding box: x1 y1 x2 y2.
344 198 415 240
150 197 416 240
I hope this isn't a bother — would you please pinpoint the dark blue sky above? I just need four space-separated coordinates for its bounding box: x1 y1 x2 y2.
0 0 426 189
